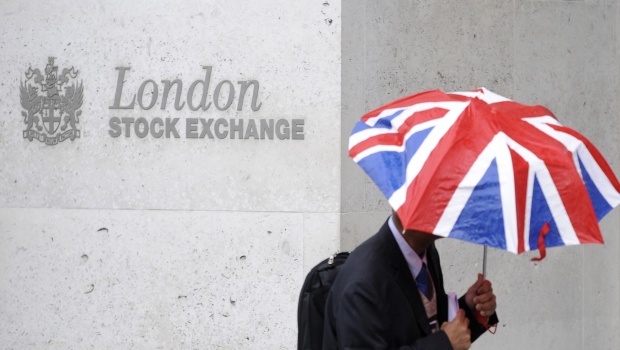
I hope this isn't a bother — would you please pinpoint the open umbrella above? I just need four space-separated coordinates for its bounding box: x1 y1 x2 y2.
349 88 620 264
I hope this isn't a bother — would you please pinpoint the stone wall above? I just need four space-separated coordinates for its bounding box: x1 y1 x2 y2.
1 0 619 349
0 1 341 348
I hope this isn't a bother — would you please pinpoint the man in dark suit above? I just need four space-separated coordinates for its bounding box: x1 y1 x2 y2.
323 213 498 350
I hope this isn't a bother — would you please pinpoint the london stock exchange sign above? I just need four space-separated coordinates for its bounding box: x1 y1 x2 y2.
21 57 82 145
109 66 304 140
18 61 304 144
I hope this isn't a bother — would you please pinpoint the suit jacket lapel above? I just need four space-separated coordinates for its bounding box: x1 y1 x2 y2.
379 223 432 336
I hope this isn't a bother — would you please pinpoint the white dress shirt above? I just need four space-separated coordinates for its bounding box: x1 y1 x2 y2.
388 215 428 280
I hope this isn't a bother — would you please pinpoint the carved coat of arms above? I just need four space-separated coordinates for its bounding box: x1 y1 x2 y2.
20 57 82 145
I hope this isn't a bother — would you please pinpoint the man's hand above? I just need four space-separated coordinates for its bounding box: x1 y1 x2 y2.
441 309 471 350
465 274 497 320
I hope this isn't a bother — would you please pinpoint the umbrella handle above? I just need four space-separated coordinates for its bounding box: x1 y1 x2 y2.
476 246 497 333
482 246 487 279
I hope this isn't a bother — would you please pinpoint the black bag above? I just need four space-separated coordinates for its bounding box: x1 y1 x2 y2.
297 251 350 350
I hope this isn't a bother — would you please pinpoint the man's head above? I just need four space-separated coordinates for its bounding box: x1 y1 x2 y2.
392 210 440 256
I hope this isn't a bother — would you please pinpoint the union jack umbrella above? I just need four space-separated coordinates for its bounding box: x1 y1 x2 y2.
349 88 620 261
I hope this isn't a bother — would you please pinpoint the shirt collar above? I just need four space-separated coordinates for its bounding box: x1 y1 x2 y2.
389 215 427 277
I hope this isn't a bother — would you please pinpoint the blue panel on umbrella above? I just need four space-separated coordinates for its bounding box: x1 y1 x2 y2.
352 109 406 133
578 158 613 221
358 126 434 199
449 159 507 250
529 176 564 249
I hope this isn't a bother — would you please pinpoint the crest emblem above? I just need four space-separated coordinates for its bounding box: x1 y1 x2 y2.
20 57 82 145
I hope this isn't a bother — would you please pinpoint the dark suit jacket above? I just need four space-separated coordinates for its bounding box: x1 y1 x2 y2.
322 220 497 349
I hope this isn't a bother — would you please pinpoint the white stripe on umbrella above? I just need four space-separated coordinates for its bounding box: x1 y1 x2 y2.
525 116 620 208
389 102 469 211
351 118 439 163
504 136 581 247
349 101 470 152
432 134 520 253
448 88 511 104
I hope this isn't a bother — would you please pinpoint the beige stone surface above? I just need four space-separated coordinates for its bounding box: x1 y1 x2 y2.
0 0 341 213
1 0 619 348
0 1 342 349
0 208 303 349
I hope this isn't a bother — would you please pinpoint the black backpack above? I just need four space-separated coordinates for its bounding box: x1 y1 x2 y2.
297 251 350 350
